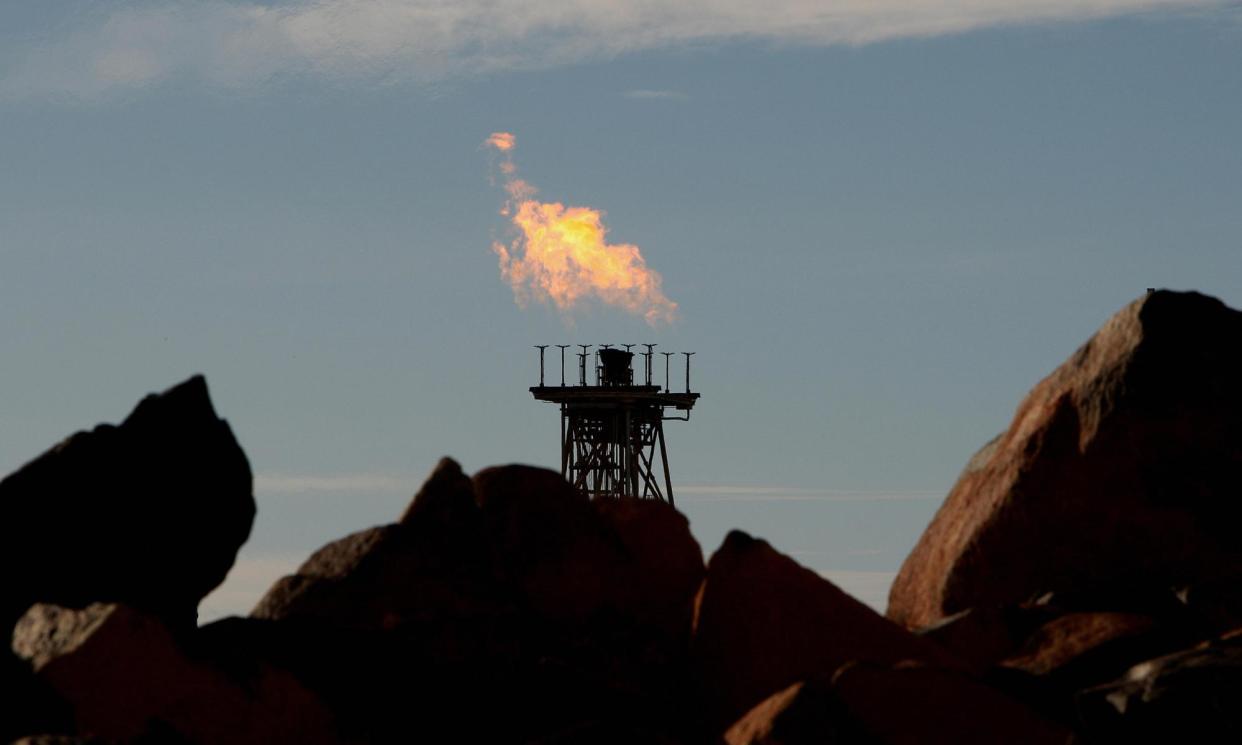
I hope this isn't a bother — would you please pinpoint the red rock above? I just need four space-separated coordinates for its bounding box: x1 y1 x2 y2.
256 463 707 636
725 663 1072 745
12 603 336 745
889 291 1242 629
1001 612 1158 677
593 496 704 633
473 464 625 621
0 376 253 631
691 531 957 731
916 605 1055 675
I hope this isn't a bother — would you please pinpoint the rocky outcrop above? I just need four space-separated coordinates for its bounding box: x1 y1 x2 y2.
254 461 705 634
725 662 1072 745
12 603 336 745
246 462 706 743
0 376 254 631
12 290 1242 744
691 531 955 730
889 290 1242 629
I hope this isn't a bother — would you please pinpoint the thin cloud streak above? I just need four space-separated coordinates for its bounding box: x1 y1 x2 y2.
199 552 305 621
623 89 688 100
254 472 413 494
677 484 940 503
2 0 1228 99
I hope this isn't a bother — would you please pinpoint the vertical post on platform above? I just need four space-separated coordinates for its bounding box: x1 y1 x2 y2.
556 345 570 386
682 352 695 393
534 345 548 386
578 345 591 386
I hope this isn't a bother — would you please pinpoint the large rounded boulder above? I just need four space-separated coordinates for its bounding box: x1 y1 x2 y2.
889 290 1242 629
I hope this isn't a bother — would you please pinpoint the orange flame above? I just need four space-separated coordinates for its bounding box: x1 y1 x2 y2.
483 132 677 326
484 132 515 151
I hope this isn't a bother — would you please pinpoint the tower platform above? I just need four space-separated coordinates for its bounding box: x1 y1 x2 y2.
529 346 699 504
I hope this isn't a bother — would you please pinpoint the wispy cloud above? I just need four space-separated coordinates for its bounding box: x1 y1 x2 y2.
623 89 688 101
254 472 412 494
2 0 1228 100
199 552 306 622
677 484 940 503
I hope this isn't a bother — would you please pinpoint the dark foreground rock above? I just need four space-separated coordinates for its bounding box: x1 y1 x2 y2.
889 290 1242 629
13 288 1242 745
1 650 71 744
1078 637 1242 743
12 603 336 745
0 376 254 631
246 461 705 743
691 531 957 731
725 662 1073 745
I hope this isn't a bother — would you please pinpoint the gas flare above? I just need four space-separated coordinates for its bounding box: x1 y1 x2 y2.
484 132 678 326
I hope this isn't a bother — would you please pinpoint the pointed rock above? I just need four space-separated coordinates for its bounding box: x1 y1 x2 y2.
0 376 253 631
400 456 477 527
691 531 956 731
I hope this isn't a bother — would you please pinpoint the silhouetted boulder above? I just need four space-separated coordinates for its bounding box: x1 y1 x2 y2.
691 531 956 731
473 464 627 621
889 290 1242 629
251 523 503 631
725 663 1071 745
0 376 253 631
12 603 336 745
250 464 707 743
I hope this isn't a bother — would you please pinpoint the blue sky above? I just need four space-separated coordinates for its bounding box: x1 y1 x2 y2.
2 1 1240 618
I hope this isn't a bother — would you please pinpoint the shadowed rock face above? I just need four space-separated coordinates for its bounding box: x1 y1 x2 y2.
255 461 706 637
13 603 336 745
888 290 1242 629
725 662 1071 745
0 376 254 631
691 531 954 731
248 462 707 743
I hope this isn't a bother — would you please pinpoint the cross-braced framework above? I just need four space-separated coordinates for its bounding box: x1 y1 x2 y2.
531 345 698 504
563 405 673 501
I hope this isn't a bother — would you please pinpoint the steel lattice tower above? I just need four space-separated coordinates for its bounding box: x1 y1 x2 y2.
531 345 699 504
